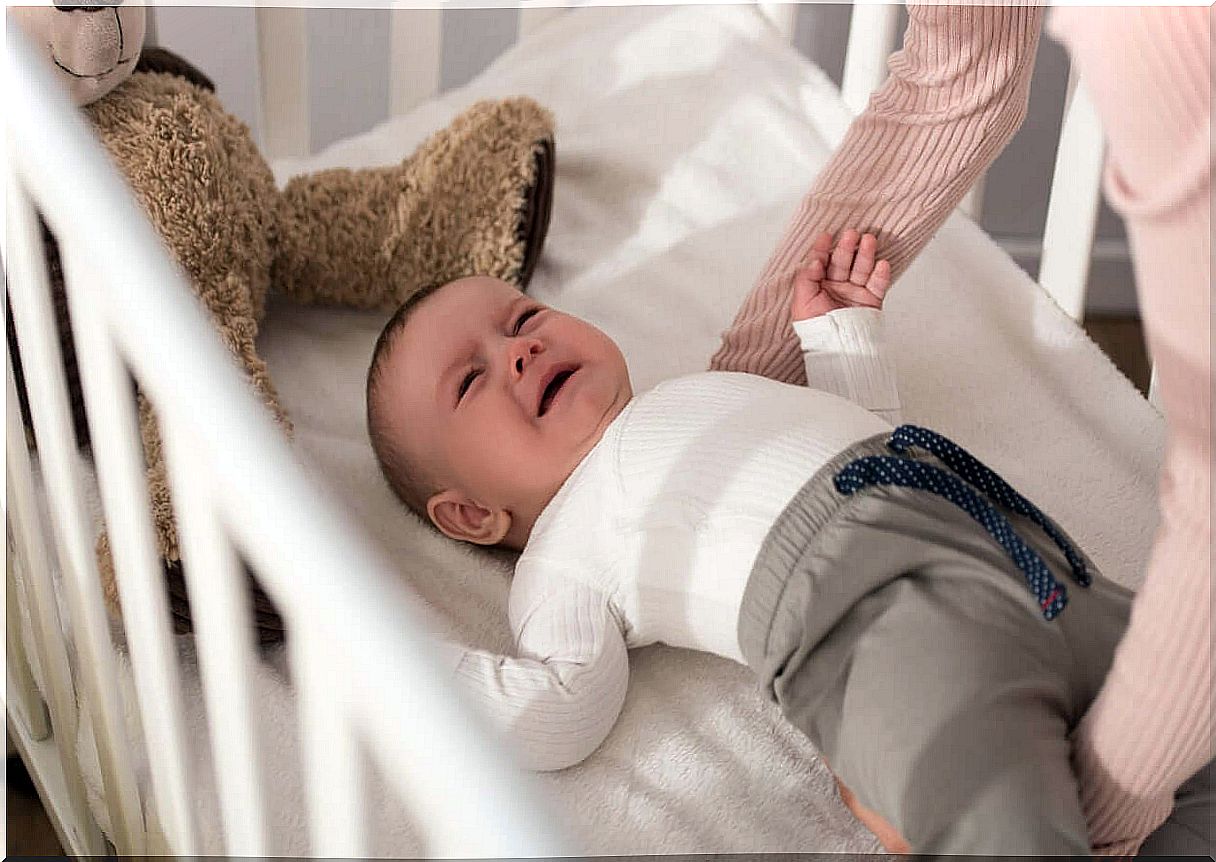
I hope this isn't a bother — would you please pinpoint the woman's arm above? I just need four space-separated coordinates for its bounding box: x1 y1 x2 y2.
711 4 1044 384
1049 6 1212 854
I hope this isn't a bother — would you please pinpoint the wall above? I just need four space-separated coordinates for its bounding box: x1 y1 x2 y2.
149 3 1137 315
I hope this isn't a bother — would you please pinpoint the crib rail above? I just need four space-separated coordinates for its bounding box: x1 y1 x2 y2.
5 28 566 859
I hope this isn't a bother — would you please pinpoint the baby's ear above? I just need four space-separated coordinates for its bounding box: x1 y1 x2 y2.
427 490 511 546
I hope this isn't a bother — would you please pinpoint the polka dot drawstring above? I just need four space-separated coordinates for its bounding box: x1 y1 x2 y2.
887 425 1091 588
834 454 1069 622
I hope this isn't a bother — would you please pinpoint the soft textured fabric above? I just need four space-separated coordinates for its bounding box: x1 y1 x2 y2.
710 3 1211 853
739 431 1132 856
276 98 555 307
441 310 894 770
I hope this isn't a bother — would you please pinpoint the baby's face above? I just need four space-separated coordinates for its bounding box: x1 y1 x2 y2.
380 276 633 544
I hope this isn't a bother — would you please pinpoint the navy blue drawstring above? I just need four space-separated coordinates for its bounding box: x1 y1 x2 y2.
833 426 1089 622
886 425 1091 587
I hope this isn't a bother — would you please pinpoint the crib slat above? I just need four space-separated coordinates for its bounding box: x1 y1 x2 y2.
758 2 797 41
5 353 107 857
1147 366 1161 410
294 632 367 857
6 536 52 741
1040 68 1104 322
161 428 268 857
58 245 201 857
256 6 310 158
840 3 899 116
960 174 987 221
390 8 442 116
518 5 564 41
5 179 146 856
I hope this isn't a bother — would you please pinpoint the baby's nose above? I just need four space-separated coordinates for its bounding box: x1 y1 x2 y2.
512 338 543 375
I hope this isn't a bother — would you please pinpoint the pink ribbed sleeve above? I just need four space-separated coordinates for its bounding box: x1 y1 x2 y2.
1049 6 1212 855
710 3 1044 384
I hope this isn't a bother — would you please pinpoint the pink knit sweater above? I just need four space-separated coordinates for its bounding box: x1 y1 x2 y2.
710 4 1212 854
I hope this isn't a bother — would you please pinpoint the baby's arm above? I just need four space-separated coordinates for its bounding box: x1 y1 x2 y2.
792 230 902 424
434 581 629 772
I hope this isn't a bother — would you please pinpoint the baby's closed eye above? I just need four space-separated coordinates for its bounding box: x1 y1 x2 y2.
458 368 482 400
514 306 542 333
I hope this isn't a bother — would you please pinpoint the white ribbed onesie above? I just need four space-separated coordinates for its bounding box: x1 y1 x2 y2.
434 307 899 771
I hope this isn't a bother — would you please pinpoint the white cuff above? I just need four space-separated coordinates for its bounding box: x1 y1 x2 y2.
793 306 884 354
795 308 901 422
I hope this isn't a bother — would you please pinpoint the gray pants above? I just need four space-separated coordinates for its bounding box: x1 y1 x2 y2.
738 432 1134 856
1139 757 1214 857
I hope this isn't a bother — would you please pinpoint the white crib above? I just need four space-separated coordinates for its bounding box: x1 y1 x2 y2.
5 3 1116 857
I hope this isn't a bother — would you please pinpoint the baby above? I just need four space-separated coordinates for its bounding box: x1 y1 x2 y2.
366 230 1132 856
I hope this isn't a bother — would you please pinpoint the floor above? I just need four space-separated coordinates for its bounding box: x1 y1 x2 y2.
7 753 68 856
4 314 1151 856
1084 314 1152 396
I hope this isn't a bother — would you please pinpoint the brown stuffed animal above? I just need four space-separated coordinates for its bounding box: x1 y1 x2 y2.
10 5 555 644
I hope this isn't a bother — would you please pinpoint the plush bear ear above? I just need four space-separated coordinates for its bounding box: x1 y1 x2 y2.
515 138 556 292
135 46 216 93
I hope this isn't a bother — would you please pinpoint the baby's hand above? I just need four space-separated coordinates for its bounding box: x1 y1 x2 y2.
790 230 892 321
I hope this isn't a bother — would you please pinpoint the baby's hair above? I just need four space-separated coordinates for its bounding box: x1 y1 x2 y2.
366 286 444 523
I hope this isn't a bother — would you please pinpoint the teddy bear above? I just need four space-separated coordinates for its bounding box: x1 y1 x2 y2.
8 3 555 644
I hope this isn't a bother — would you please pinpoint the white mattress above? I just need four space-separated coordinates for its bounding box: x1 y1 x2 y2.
74 4 1165 854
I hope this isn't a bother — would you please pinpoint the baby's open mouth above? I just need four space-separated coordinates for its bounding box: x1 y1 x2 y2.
538 367 577 417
